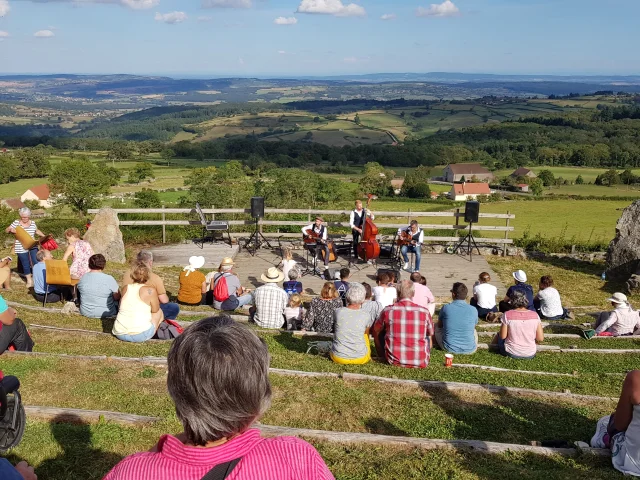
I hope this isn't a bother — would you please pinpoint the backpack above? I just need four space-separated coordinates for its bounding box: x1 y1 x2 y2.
155 319 184 340
213 274 230 302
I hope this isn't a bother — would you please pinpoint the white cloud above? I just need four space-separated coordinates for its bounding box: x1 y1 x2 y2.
380 13 396 20
0 30 8 36
238 57 245 65
343 56 369 64
197 15 213 22
202 0 252 8
297 0 366 17
274 16 297 25
28 0 159 9
154 11 188 24
416 0 460 17
0 0 9 17
34 30 55 37
120 0 159 9
278 50 286 54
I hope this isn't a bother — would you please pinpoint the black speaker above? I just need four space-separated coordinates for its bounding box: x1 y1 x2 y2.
250 197 265 218
464 201 480 223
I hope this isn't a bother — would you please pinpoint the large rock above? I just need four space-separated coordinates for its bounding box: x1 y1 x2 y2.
606 200 640 280
84 208 126 264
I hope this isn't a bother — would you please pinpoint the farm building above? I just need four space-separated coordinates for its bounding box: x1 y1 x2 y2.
443 163 493 183
0 198 26 210
516 184 530 193
21 184 51 209
449 182 491 201
391 178 405 195
511 167 537 179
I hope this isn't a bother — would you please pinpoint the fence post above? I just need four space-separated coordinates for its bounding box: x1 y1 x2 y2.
211 205 215 221
503 210 510 257
408 209 411 225
161 205 166 244
455 208 460 227
308 208 311 223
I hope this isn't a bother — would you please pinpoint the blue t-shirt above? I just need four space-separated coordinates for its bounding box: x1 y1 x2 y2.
334 281 350 305
506 283 535 311
439 300 479 354
283 281 303 295
77 271 120 318
32 261 56 295
0 459 23 480
0 294 7 314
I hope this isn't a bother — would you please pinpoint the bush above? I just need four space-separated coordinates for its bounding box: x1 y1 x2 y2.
406 183 431 199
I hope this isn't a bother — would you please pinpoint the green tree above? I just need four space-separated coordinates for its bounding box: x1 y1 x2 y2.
529 178 544 197
440 145 473 165
401 165 432 197
354 114 361 125
134 189 161 208
600 169 621 186
98 162 122 186
137 141 152 158
359 162 394 197
107 143 133 166
313 116 321 123
12 147 51 178
406 183 431 199
160 148 175 166
128 162 155 184
0 156 18 184
621 169 637 185
575 174 584 185
182 161 254 209
49 157 111 213
537 169 556 187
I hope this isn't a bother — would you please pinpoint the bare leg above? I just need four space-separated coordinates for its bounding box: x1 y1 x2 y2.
151 310 164 330
611 370 640 435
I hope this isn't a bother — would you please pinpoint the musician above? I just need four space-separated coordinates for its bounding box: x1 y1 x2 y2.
302 216 330 272
349 200 375 260
398 220 424 272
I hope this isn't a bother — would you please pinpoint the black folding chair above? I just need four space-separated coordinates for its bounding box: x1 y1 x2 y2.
195 203 232 248
0 374 26 451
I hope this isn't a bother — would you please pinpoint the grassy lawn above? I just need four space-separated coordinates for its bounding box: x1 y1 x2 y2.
0 177 48 198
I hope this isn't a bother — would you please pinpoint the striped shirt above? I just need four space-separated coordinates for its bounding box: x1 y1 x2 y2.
103 429 334 480
10 220 37 254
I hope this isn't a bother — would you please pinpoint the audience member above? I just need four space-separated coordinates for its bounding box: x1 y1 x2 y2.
32 249 63 304
534 275 572 320
436 282 479 354
419 275 427 286
471 272 498 319
493 290 543 359
0 256 11 290
0 460 37 480
177 256 207 306
208 257 253 311
0 295 34 353
284 294 305 331
104 316 333 480
62 228 94 280
77 254 120 319
594 293 640 336
372 280 434 368
279 246 297 281
113 262 163 343
5 207 44 288
334 267 351 306
282 267 303 296
302 282 342 333
331 283 371 365
410 271 435 316
500 270 535 312
360 282 383 327
591 370 640 476
123 251 180 320
251 267 288 329
372 271 397 309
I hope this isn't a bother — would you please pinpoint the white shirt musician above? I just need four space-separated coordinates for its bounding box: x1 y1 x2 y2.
349 200 375 259
397 220 423 272
302 216 330 269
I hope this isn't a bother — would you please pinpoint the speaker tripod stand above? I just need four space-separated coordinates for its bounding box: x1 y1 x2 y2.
243 218 272 256
453 222 481 262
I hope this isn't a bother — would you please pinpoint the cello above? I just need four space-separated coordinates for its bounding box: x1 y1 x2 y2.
357 194 381 261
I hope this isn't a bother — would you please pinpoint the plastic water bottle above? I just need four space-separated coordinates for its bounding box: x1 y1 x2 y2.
601 272 607 281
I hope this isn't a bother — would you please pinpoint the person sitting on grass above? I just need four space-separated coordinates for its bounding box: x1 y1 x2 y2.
208 257 253 311
492 290 543 360
0 295 34 354
104 316 333 480
591 370 640 476
250 267 288 330
284 293 305 331
77 254 120 319
177 256 207 306
112 262 163 343
62 228 94 280
331 283 371 365
282 267 303 296
372 280 434 369
0 256 11 290
534 275 573 320
372 271 397 309
410 271 435 316
436 282 479 355
334 267 351 306
360 282 383 327
594 293 640 337
301 282 343 334
499 270 535 313
471 272 498 320
32 249 66 304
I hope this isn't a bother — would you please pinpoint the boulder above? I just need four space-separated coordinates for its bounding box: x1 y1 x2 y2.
84 208 126 264
606 200 640 280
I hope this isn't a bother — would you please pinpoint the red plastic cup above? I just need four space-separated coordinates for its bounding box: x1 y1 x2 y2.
444 353 454 368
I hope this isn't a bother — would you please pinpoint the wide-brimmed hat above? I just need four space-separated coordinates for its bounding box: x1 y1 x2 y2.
219 257 234 267
261 267 284 283
607 292 628 304
512 270 527 283
188 256 205 270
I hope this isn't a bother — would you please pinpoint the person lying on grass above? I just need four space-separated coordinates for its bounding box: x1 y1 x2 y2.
594 293 640 337
533 275 573 321
0 294 33 354
104 316 334 480
331 283 371 365
492 290 543 360
591 370 640 476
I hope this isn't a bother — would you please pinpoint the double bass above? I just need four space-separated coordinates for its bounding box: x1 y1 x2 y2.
357 194 381 261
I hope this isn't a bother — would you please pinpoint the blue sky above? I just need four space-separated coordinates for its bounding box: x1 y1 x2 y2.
0 0 638 76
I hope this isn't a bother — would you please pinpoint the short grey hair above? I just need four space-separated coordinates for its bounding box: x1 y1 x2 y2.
36 250 46 262
18 207 31 217
288 267 299 280
397 280 415 300
509 290 529 309
167 316 272 446
345 282 365 306
136 250 153 265
221 264 233 273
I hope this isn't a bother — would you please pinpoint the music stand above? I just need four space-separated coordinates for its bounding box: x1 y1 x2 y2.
300 242 322 277
243 217 272 257
453 222 481 261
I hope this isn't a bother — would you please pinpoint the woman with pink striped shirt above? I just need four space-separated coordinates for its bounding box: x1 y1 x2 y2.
104 316 334 480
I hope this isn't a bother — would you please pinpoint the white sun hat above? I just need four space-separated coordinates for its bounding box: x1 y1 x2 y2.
184 256 206 276
512 270 527 283
607 292 628 305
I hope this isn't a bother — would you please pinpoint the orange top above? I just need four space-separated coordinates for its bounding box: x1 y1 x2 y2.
177 270 206 305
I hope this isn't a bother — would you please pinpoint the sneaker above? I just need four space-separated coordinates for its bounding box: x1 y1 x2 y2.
403 262 409 270
590 415 610 448
567 310 576 320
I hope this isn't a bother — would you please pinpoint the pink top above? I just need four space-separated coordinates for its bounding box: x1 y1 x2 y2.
411 283 435 314
70 240 94 279
103 429 334 480
502 309 541 358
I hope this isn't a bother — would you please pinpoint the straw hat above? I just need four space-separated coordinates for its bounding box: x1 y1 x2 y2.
219 257 235 267
512 270 527 283
607 292 628 305
261 267 284 283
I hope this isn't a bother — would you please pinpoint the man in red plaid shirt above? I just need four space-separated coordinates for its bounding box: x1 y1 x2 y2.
372 280 434 368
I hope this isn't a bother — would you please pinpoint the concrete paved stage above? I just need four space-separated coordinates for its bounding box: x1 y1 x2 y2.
150 241 238 269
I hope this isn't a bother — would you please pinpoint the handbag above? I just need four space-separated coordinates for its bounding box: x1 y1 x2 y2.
155 319 184 340
201 458 241 480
